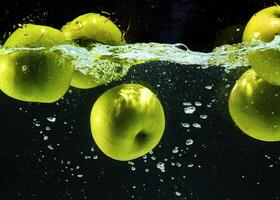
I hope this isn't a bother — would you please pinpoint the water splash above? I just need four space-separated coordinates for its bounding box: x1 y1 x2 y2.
1 36 280 84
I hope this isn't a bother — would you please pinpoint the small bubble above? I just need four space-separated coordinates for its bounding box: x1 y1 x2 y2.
192 123 201 128
205 85 213 90
21 65 28 72
45 126 51 131
184 106 196 114
181 123 190 128
47 117 56 122
172 147 179 153
186 139 193 146
176 163 182 167
43 136 48 141
77 174 83 178
175 191 182 196
187 163 194 168
47 145 54 150
34 120 40 127
183 102 192 106
156 162 165 172
128 161 135 165
200 114 208 119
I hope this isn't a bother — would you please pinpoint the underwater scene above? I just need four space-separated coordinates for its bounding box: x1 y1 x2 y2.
1 0 280 199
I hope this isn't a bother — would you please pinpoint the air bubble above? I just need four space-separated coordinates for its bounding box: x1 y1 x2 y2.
156 162 165 172
47 117 56 122
186 139 193 146
200 114 208 119
21 65 28 72
181 123 190 128
175 191 182 196
192 123 201 128
184 106 196 114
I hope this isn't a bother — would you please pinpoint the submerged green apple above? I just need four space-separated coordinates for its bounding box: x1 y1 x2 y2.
90 84 165 161
62 13 126 89
229 69 280 141
0 24 73 103
243 6 280 85
246 48 280 86
0 51 73 103
70 70 100 89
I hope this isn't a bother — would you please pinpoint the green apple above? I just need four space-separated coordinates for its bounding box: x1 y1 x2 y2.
90 84 165 161
70 70 100 89
0 50 73 103
4 24 69 48
243 6 280 85
61 13 126 45
246 48 280 86
229 69 280 141
243 6 280 42
0 24 73 103
61 13 126 89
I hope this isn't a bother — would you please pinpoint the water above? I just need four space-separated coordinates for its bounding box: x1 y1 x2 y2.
2 1 280 199
2 36 280 86
1 38 278 199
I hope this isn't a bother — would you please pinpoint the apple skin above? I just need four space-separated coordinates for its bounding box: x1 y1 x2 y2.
90 84 165 161
61 13 126 45
229 69 280 141
61 13 126 89
0 24 73 103
242 6 280 42
4 24 70 48
0 51 73 103
243 6 280 86
70 71 100 89
246 48 280 86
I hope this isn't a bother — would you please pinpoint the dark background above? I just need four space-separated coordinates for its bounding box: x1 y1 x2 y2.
0 0 280 200
0 0 277 50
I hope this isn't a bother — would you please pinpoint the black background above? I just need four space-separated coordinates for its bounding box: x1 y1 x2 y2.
0 0 280 200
